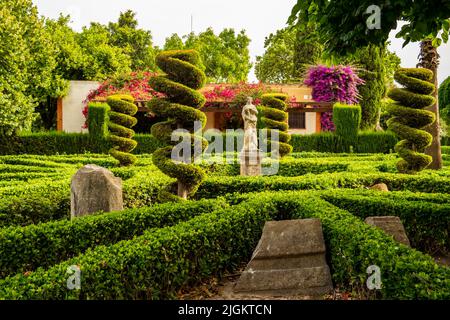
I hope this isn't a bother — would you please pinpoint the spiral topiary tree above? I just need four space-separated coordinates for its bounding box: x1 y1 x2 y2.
260 93 292 157
107 94 138 166
148 50 207 200
438 76 450 126
386 68 436 173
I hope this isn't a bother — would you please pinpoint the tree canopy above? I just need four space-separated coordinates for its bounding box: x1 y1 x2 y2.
164 28 252 83
288 0 450 54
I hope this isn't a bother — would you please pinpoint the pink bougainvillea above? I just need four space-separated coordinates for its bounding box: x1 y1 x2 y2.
304 65 364 132
82 71 164 127
321 112 335 132
304 65 364 104
203 82 276 108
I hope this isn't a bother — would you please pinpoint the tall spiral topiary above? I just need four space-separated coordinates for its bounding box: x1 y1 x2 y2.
148 50 207 200
438 76 450 126
107 94 138 166
386 68 436 173
260 93 292 157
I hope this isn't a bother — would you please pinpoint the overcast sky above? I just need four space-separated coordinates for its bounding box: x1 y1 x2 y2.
34 0 450 85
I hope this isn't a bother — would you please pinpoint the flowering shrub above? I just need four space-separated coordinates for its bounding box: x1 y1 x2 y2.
321 112 335 132
203 82 275 108
305 65 364 132
304 65 364 104
82 71 163 127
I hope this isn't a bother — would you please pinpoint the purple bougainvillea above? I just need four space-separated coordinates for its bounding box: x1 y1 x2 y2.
304 65 364 104
321 112 335 132
304 65 364 132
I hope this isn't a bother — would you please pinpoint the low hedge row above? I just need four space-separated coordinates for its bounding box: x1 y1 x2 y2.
0 132 163 156
0 192 448 299
0 169 172 227
0 198 226 278
196 172 450 199
202 158 350 176
1 131 399 156
319 189 450 253
290 131 398 153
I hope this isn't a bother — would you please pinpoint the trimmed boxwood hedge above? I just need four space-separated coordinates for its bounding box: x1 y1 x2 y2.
196 172 450 199
0 131 399 155
290 131 398 153
319 189 450 253
0 198 226 278
0 132 163 156
0 192 448 299
0 168 172 227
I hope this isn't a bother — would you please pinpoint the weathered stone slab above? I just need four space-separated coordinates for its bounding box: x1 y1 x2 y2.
365 216 410 247
234 219 333 297
71 164 123 219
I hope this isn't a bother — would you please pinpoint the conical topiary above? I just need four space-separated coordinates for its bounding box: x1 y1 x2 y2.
386 68 436 173
148 50 207 200
107 94 138 166
260 93 292 157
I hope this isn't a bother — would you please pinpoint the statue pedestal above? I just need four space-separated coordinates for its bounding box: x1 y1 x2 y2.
240 150 262 176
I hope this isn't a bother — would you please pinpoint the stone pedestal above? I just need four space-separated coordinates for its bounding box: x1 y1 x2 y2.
365 216 410 246
240 150 262 176
234 219 333 297
70 164 123 219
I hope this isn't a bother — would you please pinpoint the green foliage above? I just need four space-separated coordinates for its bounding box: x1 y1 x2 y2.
77 23 132 81
164 28 252 83
0 192 448 299
107 10 156 71
0 154 172 227
88 102 110 140
0 0 57 135
197 170 450 199
0 198 226 278
149 50 207 199
387 68 436 173
255 28 297 83
293 24 323 79
290 131 396 153
289 0 450 55
355 45 386 130
107 95 138 166
260 94 292 157
333 103 361 149
320 189 450 253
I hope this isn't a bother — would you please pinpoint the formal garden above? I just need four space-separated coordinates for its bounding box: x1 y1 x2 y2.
0 0 449 301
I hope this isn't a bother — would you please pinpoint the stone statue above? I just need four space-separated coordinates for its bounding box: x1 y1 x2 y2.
240 97 262 176
242 97 259 153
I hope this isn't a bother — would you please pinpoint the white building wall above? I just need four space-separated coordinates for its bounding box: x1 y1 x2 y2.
62 81 100 133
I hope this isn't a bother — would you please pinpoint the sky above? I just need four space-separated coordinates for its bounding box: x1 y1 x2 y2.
33 0 450 85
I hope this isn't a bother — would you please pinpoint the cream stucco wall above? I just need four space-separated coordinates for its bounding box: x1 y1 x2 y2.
62 81 100 133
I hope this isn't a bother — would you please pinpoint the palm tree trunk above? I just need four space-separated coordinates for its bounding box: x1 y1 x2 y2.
417 40 442 170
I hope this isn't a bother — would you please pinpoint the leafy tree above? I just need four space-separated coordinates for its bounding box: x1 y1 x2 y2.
255 28 296 83
165 28 252 83
77 23 132 81
108 10 156 70
293 24 323 80
164 34 184 51
289 0 450 169
0 0 60 135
